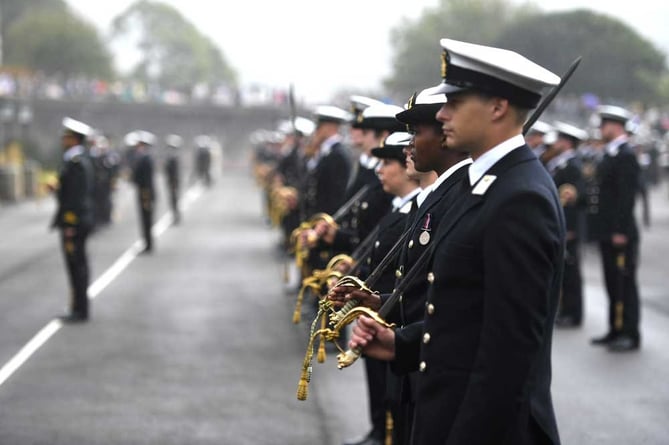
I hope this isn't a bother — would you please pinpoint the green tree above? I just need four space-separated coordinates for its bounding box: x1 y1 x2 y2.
4 8 113 78
0 0 67 63
111 0 237 90
496 10 667 104
384 0 535 101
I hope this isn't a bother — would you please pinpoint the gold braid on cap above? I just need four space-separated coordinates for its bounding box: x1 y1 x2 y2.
407 91 417 110
441 50 449 79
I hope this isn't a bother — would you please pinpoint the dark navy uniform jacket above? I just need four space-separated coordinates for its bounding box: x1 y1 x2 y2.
395 145 564 445
52 146 94 230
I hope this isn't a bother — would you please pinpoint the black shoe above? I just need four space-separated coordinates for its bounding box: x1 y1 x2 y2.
590 332 618 345
607 335 640 352
342 432 383 445
555 315 581 328
58 314 88 323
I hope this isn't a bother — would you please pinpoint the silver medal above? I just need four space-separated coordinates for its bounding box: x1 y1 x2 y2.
419 231 430 245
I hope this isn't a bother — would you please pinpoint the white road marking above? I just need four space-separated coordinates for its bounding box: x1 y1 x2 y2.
0 183 204 388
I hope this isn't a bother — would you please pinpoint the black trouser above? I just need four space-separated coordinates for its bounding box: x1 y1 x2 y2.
364 356 388 440
139 190 154 250
599 240 640 338
60 227 90 318
168 183 179 221
559 238 583 322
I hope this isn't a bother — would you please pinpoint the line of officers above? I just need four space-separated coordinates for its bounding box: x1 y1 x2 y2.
252 57 645 445
50 117 216 323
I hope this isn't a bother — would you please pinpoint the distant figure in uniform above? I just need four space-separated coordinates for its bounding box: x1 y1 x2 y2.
51 117 95 323
579 129 605 243
525 120 553 160
590 105 642 352
331 86 471 445
131 131 157 254
164 134 183 224
544 121 588 327
194 135 213 187
350 38 565 445
89 134 119 228
297 105 352 273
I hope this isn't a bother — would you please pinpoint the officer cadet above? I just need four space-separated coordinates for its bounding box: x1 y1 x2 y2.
543 121 588 327
590 105 642 352
525 120 553 160
194 135 213 187
274 117 314 290
350 38 565 445
131 131 157 254
164 134 183 224
51 117 95 322
313 103 404 262
579 128 605 243
332 131 422 445
333 85 471 445
297 105 353 272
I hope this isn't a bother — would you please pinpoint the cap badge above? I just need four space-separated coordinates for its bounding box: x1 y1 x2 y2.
441 50 449 79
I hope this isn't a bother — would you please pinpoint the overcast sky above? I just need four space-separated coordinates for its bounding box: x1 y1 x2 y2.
65 0 669 103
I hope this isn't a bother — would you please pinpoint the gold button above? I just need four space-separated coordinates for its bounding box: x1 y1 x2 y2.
427 272 435 283
361 202 369 210
419 361 426 372
399 295 403 303
374 241 380 248
408 240 414 249
427 304 435 315
395 269 402 278
423 333 431 344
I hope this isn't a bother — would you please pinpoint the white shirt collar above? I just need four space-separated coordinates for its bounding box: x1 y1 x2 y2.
416 186 432 208
63 144 85 162
392 187 421 212
605 134 628 157
469 134 525 186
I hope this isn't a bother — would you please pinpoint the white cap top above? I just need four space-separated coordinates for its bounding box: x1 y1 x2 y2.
314 105 352 124
124 131 139 147
554 121 588 141
528 120 554 135
384 131 413 147
597 104 632 123
62 117 92 137
136 130 156 146
165 134 183 148
543 131 558 146
278 116 316 137
350 95 384 112
361 103 405 119
194 135 212 147
414 85 447 105
434 38 560 108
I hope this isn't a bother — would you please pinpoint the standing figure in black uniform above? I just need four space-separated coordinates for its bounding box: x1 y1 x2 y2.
350 39 565 445
297 105 353 273
590 105 642 352
89 134 120 229
332 86 471 445
194 135 213 187
131 131 157 254
525 120 553 160
544 121 588 327
51 117 95 322
164 134 183 224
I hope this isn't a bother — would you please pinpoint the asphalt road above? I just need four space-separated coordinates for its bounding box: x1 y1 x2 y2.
0 160 667 445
